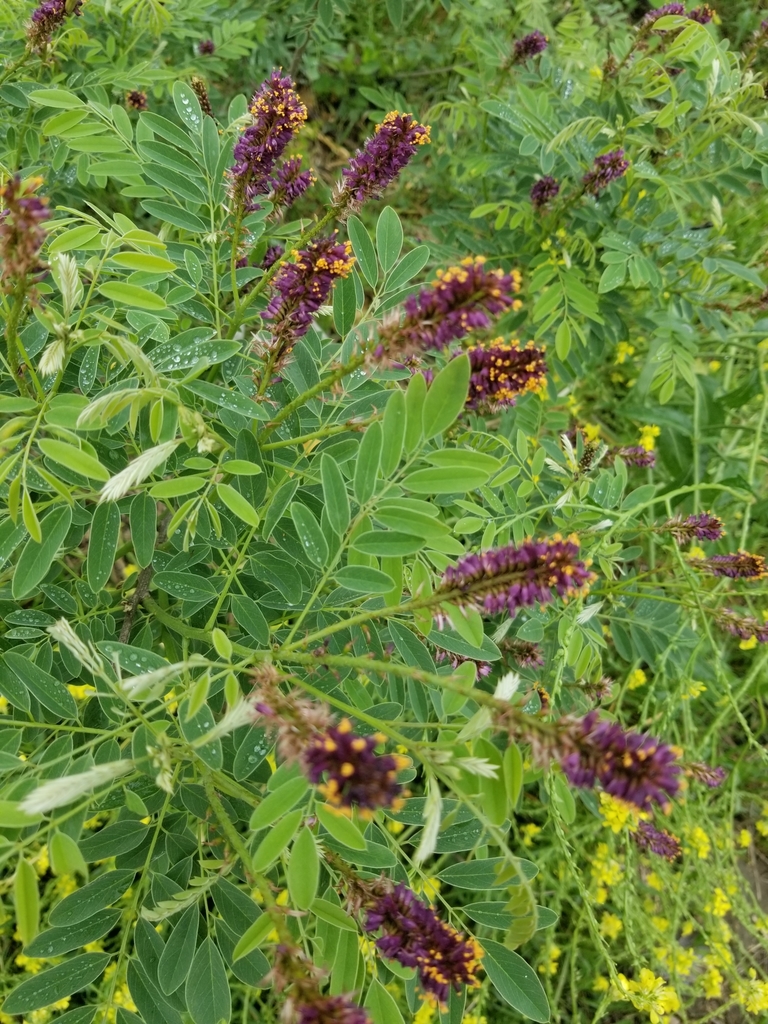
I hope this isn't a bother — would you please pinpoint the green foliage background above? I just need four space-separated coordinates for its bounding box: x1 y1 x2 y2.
0 1 768 1023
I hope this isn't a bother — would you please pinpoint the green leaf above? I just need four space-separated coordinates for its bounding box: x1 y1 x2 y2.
252 809 303 872
0 800 41 827
111 253 177 273
98 283 167 311
231 916 273 962
130 493 156 569
290 502 329 566
217 483 261 529
249 776 309 831
173 82 204 134
385 245 430 293
49 225 102 255
2 954 111 1014
315 803 367 850
158 904 199 995
4 652 77 719
177 700 223 769
333 274 357 336
230 595 270 646
321 454 350 537
154 572 217 604
29 89 85 109
422 354 470 438
333 565 395 593
365 979 405 1024
482 940 550 1022
380 388 406 477
141 201 207 233
404 370 427 454
25 910 121 958
49 831 88 877
287 828 319 911
15 858 39 946
436 857 537 889
310 897 359 932
185 939 231 1024
385 0 404 27
13 505 72 600
38 439 110 481
555 320 571 360
87 500 121 593
402 466 490 494
347 217 378 287
351 531 423 556
49 870 135 926
354 421 382 505
79 821 148 860
376 207 403 272
598 262 627 293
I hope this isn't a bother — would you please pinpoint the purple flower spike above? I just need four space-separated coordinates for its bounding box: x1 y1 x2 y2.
0 176 51 290
642 3 686 25
686 761 727 788
336 111 430 212
297 995 371 1024
530 176 560 208
583 149 629 196
198 39 215 55
632 820 682 860
261 244 284 270
716 609 768 644
690 551 767 580
302 718 408 816
269 156 314 211
662 512 725 543
466 338 547 411
617 445 656 468
229 70 307 213
363 884 483 1006
264 233 354 360
513 30 549 62
28 0 83 51
688 5 715 23
439 534 594 620
383 258 522 356
561 711 681 811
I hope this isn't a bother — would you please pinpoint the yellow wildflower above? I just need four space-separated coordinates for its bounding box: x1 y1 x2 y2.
681 921 694 937
685 826 711 860
708 360 721 372
617 968 680 1024
655 945 695 976
583 422 601 442
521 823 542 847
593 975 610 993
462 1017 487 1024
600 913 623 940
706 888 731 918
639 424 660 452
687 545 706 560
735 969 768 1014
615 342 635 364
702 965 723 999
681 681 706 700
651 917 669 933
67 683 95 700
537 945 561 976
414 877 441 900
740 635 758 650
628 668 647 690
15 954 43 974
600 792 643 834
646 872 663 892
34 845 49 876
54 875 78 897
0 696 8 714
387 819 405 835
413 1003 434 1024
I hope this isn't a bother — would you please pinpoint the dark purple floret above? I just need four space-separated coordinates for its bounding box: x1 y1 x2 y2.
264 234 354 359
126 91 148 111
363 883 483 1005
504 638 545 668
297 996 370 1024
382 258 522 356
561 711 682 810
617 445 656 468
716 609 768 644
28 0 82 51
530 176 560 208
439 535 594 620
190 77 213 118
642 3 686 25
229 70 307 213
583 149 629 196
466 339 547 411
632 820 682 860
269 156 314 211
686 761 727 788
0 176 50 290
688 5 714 23
434 649 492 677
336 112 430 212
661 512 725 543
690 551 767 580
261 244 284 270
302 718 408 816
513 30 549 62
198 39 215 55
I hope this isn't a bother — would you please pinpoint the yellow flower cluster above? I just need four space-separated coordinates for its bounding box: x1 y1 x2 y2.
600 913 623 940
521 823 542 847
591 843 624 904
736 970 768 1014
654 944 695 977
537 945 561 976
705 887 732 918
627 668 647 690
638 424 660 452
599 792 643 834
702 964 723 998
615 341 635 364
617 968 680 1024
681 681 706 700
684 826 711 860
